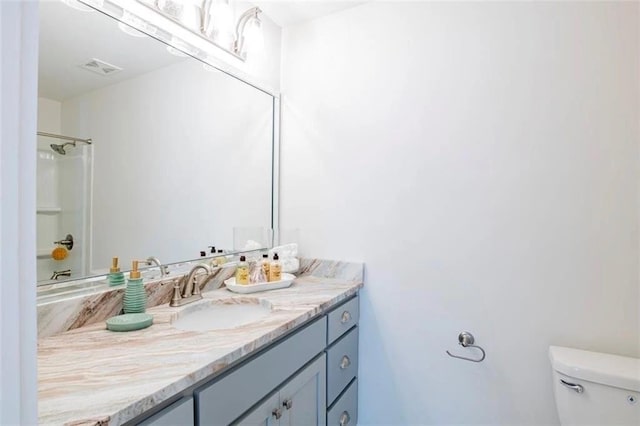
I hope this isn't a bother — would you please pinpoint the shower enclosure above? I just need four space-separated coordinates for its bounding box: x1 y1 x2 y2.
36 131 92 283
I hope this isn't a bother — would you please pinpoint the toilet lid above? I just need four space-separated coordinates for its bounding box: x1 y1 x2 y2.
549 346 640 392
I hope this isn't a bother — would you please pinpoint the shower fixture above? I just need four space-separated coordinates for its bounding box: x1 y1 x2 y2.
37 131 93 155
50 141 91 155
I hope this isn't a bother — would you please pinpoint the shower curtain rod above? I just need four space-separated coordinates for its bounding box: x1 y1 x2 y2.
37 131 92 144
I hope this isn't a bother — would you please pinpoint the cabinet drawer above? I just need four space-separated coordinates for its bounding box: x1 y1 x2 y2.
137 397 194 426
195 316 327 425
327 379 357 426
327 296 359 345
326 327 358 405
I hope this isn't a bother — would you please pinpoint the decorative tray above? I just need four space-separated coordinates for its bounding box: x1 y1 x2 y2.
224 273 296 294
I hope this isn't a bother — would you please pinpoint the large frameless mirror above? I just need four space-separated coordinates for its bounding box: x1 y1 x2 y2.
36 0 275 287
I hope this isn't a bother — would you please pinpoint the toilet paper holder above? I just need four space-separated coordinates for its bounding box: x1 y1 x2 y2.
446 331 486 363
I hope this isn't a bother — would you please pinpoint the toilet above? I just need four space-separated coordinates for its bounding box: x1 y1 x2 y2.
549 346 640 425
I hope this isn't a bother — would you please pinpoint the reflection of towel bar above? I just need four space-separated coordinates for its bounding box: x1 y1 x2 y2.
54 234 74 251
446 331 486 363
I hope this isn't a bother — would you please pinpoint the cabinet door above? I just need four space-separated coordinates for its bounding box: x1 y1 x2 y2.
280 354 327 426
196 317 327 426
234 392 280 426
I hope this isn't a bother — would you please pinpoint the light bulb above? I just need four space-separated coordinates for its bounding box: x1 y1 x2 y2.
167 45 189 57
241 18 263 57
156 0 183 19
118 22 145 37
207 0 234 49
166 37 196 57
180 0 202 31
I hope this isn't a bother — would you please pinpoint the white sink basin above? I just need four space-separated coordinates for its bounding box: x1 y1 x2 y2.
171 300 272 331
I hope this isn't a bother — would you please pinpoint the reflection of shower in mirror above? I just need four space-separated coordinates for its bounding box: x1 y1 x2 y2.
49 140 92 155
38 131 93 156
36 130 93 282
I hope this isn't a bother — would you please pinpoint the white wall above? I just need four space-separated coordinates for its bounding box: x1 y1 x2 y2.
63 59 273 273
0 1 38 424
280 2 640 424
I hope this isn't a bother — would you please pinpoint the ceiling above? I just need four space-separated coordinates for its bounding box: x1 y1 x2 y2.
252 1 368 27
39 1 185 101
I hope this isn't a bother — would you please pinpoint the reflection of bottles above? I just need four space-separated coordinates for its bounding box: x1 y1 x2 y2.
249 259 266 283
215 249 227 266
236 255 249 285
108 257 125 287
260 254 270 281
269 253 281 282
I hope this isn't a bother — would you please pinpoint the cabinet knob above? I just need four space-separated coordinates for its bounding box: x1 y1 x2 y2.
283 399 293 410
339 411 351 426
272 408 282 420
340 355 351 370
340 311 351 324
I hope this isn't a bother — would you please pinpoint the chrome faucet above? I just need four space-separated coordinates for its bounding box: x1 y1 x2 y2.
136 256 169 277
50 269 71 280
170 263 212 307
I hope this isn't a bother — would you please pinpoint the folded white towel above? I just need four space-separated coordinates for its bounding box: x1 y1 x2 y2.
269 243 299 273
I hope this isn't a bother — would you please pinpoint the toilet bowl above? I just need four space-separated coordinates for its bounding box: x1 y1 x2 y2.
549 346 640 425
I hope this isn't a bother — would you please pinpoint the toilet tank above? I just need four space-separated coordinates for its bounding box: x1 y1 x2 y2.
549 346 640 426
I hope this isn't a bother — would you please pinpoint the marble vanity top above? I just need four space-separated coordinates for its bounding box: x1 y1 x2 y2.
38 275 363 426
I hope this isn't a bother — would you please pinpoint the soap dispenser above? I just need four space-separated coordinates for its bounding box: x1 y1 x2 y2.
123 260 146 314
108 257 125 287
236 255 249 285
269 253 282 282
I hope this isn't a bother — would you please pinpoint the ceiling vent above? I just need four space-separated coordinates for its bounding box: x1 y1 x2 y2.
79 58 123 77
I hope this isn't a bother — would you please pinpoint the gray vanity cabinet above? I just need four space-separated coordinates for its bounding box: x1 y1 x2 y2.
130 294 360 426
236 355 326 426
137 397 194 426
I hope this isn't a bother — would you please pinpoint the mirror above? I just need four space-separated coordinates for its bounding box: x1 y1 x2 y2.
36 1 274 285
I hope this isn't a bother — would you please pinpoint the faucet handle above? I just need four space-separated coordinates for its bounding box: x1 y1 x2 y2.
170 280 182 306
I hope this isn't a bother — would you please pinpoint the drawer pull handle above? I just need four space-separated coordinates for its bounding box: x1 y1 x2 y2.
340 311 352 324
340 355 351 369
283 399 293 410
339 411 351 426
560 379 584 394
272 408 282 419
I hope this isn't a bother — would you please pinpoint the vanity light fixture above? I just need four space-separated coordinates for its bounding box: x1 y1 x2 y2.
136 0 264 62
205 0 234 49
233 7 263 59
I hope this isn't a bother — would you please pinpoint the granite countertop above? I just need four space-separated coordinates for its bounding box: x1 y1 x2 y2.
38 275 363 426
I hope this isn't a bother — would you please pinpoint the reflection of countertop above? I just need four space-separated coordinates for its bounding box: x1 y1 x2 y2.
38 276 363 426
